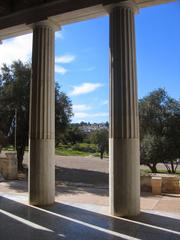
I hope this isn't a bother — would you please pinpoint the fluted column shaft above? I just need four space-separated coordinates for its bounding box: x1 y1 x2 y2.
109 4 140 216
29 21 55 206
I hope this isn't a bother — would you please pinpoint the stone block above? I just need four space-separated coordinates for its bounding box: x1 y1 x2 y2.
162 177 180 194
151 176 162 195
1 152 17 180
141 175 152 192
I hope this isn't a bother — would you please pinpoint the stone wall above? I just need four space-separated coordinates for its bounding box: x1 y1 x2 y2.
0 152 17 180
141 174 180 194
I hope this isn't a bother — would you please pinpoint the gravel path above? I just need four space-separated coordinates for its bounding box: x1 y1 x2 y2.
22 153 180 173
55 155 109 173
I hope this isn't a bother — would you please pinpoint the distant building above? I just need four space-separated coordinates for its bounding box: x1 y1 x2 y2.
79 122 108 133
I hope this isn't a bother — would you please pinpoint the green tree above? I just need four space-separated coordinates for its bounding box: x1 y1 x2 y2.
139 88 180 173
90 128 109 159
0 60 73 169
63 124 84 145
0 130 8 153
55 82 73 146
0 61 30 170
140 134 165 173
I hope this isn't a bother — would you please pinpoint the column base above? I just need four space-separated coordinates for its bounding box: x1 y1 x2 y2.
109 138 140 217
29 139 55 206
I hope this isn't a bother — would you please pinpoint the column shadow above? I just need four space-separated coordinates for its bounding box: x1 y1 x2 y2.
55 166 108 185
0 196 180 240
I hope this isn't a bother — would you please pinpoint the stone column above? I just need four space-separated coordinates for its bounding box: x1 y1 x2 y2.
109 2 140 216
29 20 57 206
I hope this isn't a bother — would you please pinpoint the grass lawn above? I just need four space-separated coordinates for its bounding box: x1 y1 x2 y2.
55 147 90 157
2 144 104 157
55 143 109 158
2 146 29 151
141 169 180 175
2 146 15 151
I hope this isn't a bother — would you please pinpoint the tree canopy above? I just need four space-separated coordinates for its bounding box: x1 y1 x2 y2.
90 128 109 158
0 60 73 169
139 88 180 173
55 82 73 146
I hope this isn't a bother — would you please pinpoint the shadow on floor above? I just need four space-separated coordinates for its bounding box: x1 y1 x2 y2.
0 196 180 240
55 166 108 185
3 166 109 196
2 180 28 193
55 183 108 197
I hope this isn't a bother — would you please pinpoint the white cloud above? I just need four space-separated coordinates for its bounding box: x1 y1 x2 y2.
0 34 32 67
55 54 75 64
101 100 108 105
74 112 89 118
55 31 63 39
73 104 91 112
55 65 67 75
93 112 108 117
70 82 103 96
73 112 108 121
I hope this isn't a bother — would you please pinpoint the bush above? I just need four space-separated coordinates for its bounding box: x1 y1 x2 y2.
71 143 97 153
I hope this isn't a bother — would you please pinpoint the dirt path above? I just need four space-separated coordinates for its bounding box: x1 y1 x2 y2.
55 155 109 173
23 153 180 173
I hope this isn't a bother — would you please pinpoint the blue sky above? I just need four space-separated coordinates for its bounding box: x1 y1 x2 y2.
0 1 180 123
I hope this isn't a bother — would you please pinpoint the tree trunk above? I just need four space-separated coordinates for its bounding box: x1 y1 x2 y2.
170 160 175 174
163 162 171 174
147 163 157 173
17 145 25 171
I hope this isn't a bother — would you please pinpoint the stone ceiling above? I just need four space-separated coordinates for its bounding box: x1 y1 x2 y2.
0 0 175 16
0 0 57 17
0 0 176 40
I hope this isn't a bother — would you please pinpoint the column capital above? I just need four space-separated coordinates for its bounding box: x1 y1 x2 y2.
103 0 139 14
32 19 60 32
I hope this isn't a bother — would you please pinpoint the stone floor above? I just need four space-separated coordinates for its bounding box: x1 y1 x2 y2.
1 179 180 214
0 179 180 240
0 154 180 239
0 194 180 240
